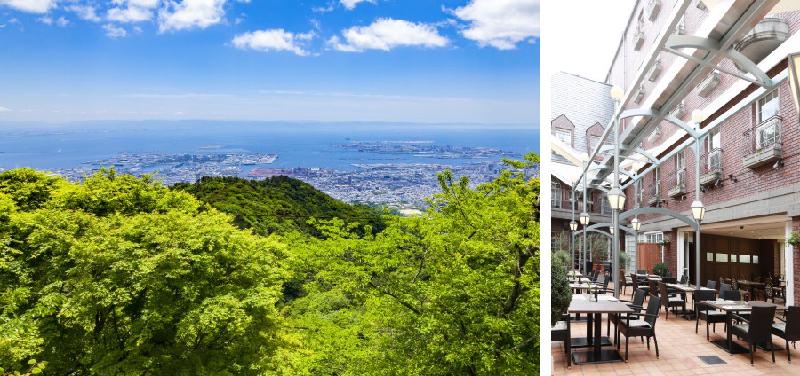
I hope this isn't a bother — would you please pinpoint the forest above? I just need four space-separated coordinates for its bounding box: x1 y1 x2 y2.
0 153 539 375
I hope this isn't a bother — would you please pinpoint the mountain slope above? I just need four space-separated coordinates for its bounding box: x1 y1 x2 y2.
174 175 385 236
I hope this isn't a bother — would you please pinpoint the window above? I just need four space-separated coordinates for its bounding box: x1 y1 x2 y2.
739 254 750 263
707 129 721 170
706 252 714 262
756 89 779 123
650 167 660 196
644 231 663 244
676 152 685 187
636 180 643 207
554 129 572 146
551 180 562 208
715 253 728 263
588 134 601 153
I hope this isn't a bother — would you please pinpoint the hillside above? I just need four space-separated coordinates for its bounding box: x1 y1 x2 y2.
173 175 386 236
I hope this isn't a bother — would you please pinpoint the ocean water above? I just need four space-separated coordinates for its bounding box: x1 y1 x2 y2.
0 121 539 171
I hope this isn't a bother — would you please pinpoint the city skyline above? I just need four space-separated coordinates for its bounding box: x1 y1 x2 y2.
0 0 539 124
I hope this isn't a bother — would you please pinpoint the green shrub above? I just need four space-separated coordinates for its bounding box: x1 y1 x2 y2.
653 262 669 277
551 255 572 325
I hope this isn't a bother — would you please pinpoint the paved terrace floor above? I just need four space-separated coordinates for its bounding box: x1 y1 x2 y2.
552 286 797 375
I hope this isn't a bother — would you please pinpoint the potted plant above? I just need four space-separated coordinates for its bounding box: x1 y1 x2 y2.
653 262 669 278
618 252 630 272
551 252 573 325
788 231 800 248
659 239 671 248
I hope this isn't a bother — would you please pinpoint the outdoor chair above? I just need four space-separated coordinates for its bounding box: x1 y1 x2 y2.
772 306 800 363
620 269 631 295
630 273 649 295
617 294 661 361
637 269 647 275
658 282 685 319
730 303 777 364
695 289 726 340
707 280 717 290
551 314 572 367
719 283 733 297
610 288 647 339
679 275 688 285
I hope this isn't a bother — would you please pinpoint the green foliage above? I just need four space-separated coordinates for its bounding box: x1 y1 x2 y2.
552 250 570 269
281 153 541 375
619 252 630 270
174 175 385 237
788 231 800 247
0 170 287 375
0 152 540 375
550 253 571 326
653 263 669 277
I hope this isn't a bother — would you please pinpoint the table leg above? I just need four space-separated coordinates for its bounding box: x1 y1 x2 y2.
587 312 593 346
594 312 602 358
726 310 732 351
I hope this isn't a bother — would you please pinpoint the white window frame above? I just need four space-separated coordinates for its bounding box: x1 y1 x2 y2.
675 152 685 187
756 89 779 124
554 129 572 146
756 118 780 150
707 129 721 170
551 180 562 208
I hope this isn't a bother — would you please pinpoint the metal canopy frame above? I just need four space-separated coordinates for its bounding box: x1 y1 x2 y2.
566 0 781 292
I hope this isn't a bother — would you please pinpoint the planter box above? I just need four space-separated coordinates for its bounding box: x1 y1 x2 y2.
700 169 722 186
743 145 782 169
697 72 720 98
668 184 685 198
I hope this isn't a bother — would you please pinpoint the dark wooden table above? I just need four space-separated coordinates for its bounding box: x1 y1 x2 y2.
568 295 634 364
702 300 786 354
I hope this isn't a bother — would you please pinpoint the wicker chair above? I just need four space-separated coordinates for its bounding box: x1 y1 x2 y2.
730 303 777 364
695 289 725 340
617 295 661 361
772 306 800 363
551 314 572 367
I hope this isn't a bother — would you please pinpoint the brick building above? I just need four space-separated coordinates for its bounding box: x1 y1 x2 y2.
554 0 800 305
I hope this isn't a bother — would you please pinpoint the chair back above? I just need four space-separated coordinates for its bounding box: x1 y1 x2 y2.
637 269 647 274
602 274 611 289
658 282 669 306
694 289 716 310
707 280 717 289
785 306 800 341
632 288 646 308
722 289 741 301
630 273 639 290
679 274 688 285
719 283 732 296
663 277 677 284
645 294 661 327
748 303 777 343
649 280 659 297
596 273 605 286
620 269 627 286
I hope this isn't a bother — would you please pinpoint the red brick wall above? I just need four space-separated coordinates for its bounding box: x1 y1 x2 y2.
793 217 800 306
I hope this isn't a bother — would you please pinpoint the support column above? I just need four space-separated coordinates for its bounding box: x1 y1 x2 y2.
694 136 702 290
786 221 795 305
612 107 621 298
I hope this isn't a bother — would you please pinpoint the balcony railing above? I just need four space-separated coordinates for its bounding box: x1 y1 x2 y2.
744 116 782 169
701 149 723 186
668 170 686 198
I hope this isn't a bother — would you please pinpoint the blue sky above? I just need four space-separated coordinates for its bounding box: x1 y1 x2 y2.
0 0 538 124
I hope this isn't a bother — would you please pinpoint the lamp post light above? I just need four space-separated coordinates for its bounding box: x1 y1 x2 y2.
606 187 626 211
579 212 590 225
631 217 641 232
691 200 706 222
570 221 578 231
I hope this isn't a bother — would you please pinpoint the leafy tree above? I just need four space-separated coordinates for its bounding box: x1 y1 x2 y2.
174 176 385 237
283 153 540 375
0 171 287 375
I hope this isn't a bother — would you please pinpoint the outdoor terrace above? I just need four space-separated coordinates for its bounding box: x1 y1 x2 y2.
552 277 797 376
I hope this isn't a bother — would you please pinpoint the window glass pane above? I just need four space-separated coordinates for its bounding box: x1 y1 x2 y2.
706 252 713 262
555 129 572 144
739 254 750 263
758 90 779 122
715 253 728 262
730 254 737 263
752 255 759 264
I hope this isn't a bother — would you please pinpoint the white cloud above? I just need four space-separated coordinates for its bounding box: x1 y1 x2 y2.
340 0 374 11
452 0 538 50
158 0 227 32
0 106 11 112
67 4 102 22
329 18 448 52
107 0 161 23
233 29 314 56
0 0 56 13
104 23 128 38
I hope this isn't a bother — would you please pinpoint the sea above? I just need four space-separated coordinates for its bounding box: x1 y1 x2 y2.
0 121 539 171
